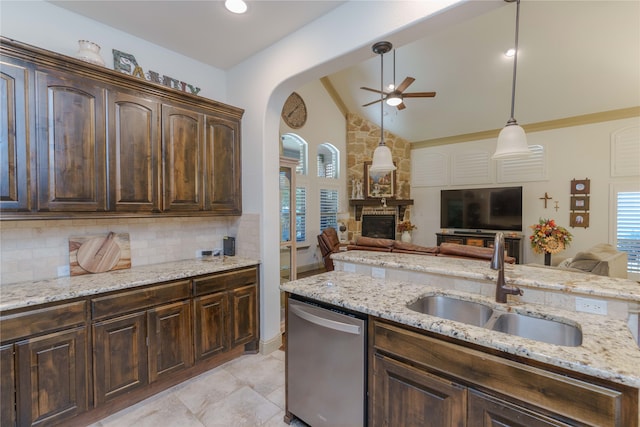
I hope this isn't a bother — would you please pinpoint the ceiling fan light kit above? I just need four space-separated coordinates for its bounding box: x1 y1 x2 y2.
493 0 530 160
225 0 247 14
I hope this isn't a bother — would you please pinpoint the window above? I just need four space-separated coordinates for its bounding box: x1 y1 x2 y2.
616 191 640 279
320 189 338 231
279 170 292 242
317 143 339 179
295 187 307 242
281 134 307 175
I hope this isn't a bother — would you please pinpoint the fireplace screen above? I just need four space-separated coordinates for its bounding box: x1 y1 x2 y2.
361 214 396 240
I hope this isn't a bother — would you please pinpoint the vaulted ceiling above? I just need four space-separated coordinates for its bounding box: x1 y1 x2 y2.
48 1 640 142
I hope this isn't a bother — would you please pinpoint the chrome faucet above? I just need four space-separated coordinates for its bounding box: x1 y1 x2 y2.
490 232 523 303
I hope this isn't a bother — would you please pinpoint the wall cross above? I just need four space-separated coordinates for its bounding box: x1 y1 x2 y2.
539 192 552 209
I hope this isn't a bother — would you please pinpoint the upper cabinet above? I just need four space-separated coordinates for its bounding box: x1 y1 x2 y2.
0 37 243 219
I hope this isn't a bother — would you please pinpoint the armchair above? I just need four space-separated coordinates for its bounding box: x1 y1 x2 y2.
317 227 341 271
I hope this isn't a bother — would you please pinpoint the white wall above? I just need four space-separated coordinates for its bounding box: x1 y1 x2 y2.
0 0 226 101
410 117 640 265
279 79 348 271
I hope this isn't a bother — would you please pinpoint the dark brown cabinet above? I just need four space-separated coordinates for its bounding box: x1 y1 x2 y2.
0 301 89 427
34 68 107 213
0 37 243 220
162 105 204 212
108 91 161 212
16 327 88 426
91 280 192 404
1 344 16 427
370 319 636 427
0 265 259 426
468 390 573 427
92 312 148 404
193 267 259 361
0 58 30 212
436 232 523 263
371 353 466 427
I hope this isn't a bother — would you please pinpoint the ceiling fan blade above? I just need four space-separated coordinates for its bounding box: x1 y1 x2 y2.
397 102 407 111
403 91 436 98
360 86 385 94
395 77 415 93
362 99 383 107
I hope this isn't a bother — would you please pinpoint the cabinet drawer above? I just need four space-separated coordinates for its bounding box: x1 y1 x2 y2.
372 320 628 427
92 280 190 320
466 238 485 247
194 267 257 296
1 301 86 342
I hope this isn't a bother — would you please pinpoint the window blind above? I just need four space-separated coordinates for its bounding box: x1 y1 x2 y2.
617 191 640 276
320 189 338 231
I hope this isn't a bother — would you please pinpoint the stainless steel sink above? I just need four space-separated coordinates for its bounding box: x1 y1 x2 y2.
489 313 582 347
406 295 494 327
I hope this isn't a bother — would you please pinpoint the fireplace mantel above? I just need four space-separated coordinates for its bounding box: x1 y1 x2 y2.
349 199 414 221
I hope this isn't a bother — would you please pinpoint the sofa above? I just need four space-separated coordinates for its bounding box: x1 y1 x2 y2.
552 243 628 278
346 236 516 263
317 227 342 271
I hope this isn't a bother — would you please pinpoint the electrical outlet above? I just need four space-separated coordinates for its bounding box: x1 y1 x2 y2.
371 267 386 279
57 265 70 277
575 296 607 315
343 263 356 273
197 249 213 257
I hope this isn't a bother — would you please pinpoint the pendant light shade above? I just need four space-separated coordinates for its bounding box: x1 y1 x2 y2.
494 119 529 158
369 41 397 180
493 0 530 160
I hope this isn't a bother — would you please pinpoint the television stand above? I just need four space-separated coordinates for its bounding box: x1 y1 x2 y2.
436 232 523 264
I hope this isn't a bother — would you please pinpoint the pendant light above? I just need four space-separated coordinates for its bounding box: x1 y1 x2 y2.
493 0 530 159
369 41 397 181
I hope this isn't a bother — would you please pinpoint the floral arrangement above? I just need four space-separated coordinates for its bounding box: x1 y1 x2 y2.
398 221 417 233
529 218 572 254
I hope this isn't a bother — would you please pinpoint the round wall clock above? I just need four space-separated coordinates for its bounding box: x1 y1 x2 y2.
282 92 307 129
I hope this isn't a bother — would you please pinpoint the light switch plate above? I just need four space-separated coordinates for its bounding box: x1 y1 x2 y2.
343 263 356 273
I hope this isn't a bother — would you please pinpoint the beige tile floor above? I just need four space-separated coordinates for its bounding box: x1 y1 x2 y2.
89 350 307 427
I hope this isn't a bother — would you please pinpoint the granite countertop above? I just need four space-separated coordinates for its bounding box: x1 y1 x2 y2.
332 250 640 302
0 256 260 312
281 270 640 388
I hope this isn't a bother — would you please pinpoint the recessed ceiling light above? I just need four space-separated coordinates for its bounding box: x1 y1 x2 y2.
225 0 247 14
504 48 516 57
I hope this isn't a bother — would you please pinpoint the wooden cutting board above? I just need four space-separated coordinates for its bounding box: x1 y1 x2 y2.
69 232 131 276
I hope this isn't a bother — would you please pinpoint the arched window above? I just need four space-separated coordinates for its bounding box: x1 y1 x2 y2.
281 133 307 175
317 143 339 179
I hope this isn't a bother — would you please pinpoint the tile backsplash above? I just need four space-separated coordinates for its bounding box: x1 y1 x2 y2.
0 214 260 286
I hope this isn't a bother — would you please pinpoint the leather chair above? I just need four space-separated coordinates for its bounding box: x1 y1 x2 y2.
317 227 341 271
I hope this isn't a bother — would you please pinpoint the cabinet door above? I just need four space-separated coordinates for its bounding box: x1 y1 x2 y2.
203 115 241 214
230 284 257 347
93 312 147 405
35 68 107 212
193 292 228 361
108 91 161 212
371 354 466 427
468 390 572 427
0 58 31 211
162 104 203 211
15 326 88 426
147 300 193 383
1 343 16 427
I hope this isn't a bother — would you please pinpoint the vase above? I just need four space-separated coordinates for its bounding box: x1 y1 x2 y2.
76 40 105 66
544 252 551 266
401 231 412 243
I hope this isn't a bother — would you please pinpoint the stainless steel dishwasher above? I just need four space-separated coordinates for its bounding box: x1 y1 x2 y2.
287 297 366 427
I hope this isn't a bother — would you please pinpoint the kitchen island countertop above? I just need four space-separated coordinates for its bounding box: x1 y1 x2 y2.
281 268 640 388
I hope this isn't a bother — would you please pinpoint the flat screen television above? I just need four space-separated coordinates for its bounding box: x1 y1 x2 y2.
440 186 522 232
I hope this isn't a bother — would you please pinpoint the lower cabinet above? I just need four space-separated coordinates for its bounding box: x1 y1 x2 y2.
15 327 88 427
93 312 149 404
371 353 466 427
193 268 259 361
0 266 259 426
370 319 637 427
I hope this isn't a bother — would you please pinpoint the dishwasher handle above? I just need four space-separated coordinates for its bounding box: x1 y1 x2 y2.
290 304 362 335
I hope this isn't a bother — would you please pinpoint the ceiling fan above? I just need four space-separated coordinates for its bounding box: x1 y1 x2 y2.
360 41 436 111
